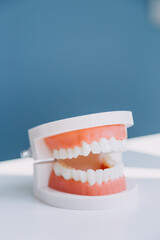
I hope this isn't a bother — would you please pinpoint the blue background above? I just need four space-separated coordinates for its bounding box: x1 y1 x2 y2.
1 0 160 161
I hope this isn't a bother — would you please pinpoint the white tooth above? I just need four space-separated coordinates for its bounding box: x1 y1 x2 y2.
121 139 127 151
87 169 96 186
62 167 72 180
110 153 122 163
116 140 122 151
53 149 59 159
78 170 87 183
73 146 81 158
72 169 80 181
90 141 100 154
103 168 109 182
59 148 67 159
110 137 119 151
119 165 123 177
53 162 62 176
105 139 112 152
114 166 119 179
67 148 74 159
110 167 115 180
82 142 90 156
104 155 113 167
99 138 108 153
95 169 103 184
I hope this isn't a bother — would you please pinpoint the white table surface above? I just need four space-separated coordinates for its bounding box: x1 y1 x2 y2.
0 134 160 240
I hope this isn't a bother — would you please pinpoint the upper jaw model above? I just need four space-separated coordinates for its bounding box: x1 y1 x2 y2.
28 111 137 209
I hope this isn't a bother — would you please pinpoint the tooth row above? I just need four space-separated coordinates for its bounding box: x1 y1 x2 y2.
53 138 126 160
53 162 123 186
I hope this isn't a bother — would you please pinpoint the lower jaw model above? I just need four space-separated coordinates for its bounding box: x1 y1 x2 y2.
45 125 127 196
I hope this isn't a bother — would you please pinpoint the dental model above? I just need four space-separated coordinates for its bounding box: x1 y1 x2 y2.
28 111 137 210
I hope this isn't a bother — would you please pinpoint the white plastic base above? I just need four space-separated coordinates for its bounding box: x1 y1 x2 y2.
34 178 138 210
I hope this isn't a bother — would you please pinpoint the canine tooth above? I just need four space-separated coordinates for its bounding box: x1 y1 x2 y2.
82 142 90 156
99 138 108 153
53 149 59 159
62 167 72 180
78 170 87 183
59 148 67 159
72 169 80 181
67 148 74 159
53 162 62 176
95 169 103 184
87 169 96 186
90 141 100 154
73 146 81 158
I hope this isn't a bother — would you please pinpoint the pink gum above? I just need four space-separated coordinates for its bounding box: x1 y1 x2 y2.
49 170 126 196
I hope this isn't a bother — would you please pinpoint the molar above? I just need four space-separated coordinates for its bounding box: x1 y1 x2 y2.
53 162 62 176
53 149 59 159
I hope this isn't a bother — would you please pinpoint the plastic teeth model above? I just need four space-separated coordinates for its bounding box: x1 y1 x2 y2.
28 111 137 210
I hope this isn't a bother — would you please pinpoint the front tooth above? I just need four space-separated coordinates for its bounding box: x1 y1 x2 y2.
53 162 62 176
87 169 96 186
78 170 87 183
73 146 81 158
67 148 74 159
72 169 80 181
103 168 109 182
62 167 72 180
53 149 59 159
82 142 90 156
95 169 103 184
90 141 100 154
59 148 67 159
